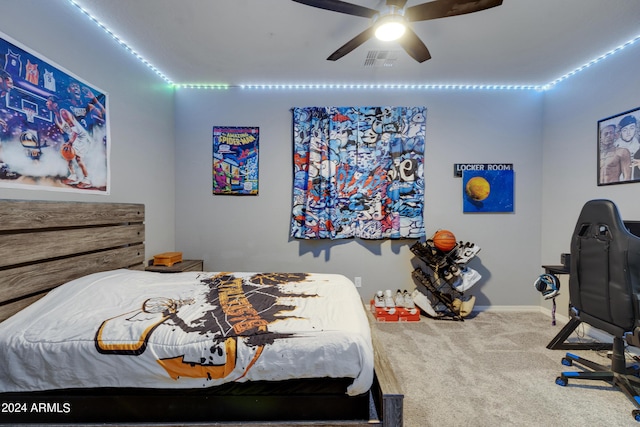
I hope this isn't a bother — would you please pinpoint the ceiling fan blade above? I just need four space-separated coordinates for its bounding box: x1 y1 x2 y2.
291 0 377 18
327 27 375 61
406 0 503 22
398 27 432 63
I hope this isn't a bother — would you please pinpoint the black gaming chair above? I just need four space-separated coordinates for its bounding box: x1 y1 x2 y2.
556 199 640 421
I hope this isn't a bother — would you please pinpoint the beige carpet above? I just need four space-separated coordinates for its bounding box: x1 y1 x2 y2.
372 311 639 427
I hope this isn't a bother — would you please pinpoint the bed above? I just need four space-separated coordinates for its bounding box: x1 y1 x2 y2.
0 199 403 426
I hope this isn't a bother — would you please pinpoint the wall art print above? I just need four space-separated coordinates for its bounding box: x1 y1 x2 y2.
0 32 109 194
291 106 426 240
212 126 259 195
597 106 640 186
462 169 514 213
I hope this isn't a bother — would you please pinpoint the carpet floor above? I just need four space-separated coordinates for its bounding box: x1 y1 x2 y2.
372 311 639 427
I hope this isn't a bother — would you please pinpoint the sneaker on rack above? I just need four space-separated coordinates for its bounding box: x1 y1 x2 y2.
449 264 461 276
411 289 437 317
454 267 482 292
460 295 476 317
451 298 462 313
455 242 481 265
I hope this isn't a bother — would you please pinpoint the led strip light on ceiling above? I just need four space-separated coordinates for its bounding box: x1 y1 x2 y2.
68 0 640 92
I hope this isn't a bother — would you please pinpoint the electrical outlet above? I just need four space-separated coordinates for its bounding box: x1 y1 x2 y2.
354 276 362 287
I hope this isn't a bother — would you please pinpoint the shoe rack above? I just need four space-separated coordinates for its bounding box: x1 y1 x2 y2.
410 241 473 321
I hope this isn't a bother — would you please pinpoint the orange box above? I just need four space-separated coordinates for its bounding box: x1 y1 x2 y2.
370 300 399 322
398 307 421 322
153 252 183 267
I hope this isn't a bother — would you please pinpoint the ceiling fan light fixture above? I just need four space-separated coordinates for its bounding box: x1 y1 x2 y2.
375 19 406 41
374 8 407 42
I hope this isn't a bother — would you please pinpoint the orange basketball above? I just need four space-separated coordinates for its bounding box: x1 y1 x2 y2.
60 143 75 161
432 229 457 252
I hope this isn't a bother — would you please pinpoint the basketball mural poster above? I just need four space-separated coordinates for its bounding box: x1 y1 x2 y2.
462 169 514 213
212 126 259 195
0 31 109 194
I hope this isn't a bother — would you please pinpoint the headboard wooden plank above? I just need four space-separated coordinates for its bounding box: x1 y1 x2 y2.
1 244 145 302
0 224 144 268
0 200 144 231
0 199 145 322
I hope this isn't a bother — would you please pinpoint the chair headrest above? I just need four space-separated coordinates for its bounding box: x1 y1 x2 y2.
574 199 628 237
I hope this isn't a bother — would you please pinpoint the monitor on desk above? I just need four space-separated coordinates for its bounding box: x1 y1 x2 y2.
624 221 640 238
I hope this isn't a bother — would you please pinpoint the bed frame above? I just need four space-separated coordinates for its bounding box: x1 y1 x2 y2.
0 199 403 427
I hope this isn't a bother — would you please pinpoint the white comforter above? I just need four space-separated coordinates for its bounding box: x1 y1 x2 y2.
0 270 373 396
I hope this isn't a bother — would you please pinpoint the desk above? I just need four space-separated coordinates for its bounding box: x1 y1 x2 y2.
542 263 612 351
542 264 569 275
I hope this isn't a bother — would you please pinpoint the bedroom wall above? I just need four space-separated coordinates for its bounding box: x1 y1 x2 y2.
0 1 176 258
174 88 545 307
539 40 640 316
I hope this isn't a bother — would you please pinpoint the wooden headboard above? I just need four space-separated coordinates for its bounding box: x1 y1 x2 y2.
0 199 145 321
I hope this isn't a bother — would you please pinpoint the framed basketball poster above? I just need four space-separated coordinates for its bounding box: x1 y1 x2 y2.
0 31 110 194
212 126 259 195
462 169 514 213
597 106 640 186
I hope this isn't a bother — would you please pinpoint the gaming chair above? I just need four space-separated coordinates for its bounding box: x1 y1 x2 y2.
556 199 640 421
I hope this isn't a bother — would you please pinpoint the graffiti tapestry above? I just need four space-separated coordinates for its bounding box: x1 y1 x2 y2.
0 32 109 194
291 106 426 239
213 126 259 195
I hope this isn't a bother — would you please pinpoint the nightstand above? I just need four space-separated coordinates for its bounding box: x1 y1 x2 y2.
145 259 204 273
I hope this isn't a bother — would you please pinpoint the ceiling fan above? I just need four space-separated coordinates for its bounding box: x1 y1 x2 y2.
292 0 503 63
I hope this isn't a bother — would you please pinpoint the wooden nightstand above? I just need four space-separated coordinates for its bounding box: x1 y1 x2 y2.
145 259 204 273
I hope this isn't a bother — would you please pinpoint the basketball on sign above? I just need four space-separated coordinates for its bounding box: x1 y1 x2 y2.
432 229 457 252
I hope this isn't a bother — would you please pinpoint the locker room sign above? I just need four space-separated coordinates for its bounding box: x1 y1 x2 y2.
453 163 513 177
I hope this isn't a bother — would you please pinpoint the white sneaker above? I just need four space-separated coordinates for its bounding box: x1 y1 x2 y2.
454 267 481 292
455 242 481 264
384 289 395 308
412 289 437 317
394 289 404 307
402 290 416 309
374 291 385 307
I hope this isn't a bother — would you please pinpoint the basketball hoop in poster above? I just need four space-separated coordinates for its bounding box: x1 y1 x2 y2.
0 30 110 194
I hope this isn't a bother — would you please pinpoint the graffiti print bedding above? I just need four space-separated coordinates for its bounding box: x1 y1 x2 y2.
0 269 373 396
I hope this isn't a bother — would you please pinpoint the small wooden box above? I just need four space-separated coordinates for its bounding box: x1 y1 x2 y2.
153 252 183 267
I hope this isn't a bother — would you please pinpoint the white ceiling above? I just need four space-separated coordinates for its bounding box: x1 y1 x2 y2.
69 0 640 87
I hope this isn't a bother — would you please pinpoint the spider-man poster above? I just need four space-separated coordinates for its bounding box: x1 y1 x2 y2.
0 31 109 194
212 126 259 195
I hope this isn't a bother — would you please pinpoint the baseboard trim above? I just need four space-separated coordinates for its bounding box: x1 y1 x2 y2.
538 306 615 345
477 305 612 343
474 305 542 313
474 306 640 356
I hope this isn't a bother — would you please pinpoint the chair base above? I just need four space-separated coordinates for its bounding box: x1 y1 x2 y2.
556 336 640 422
546 316 613 351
